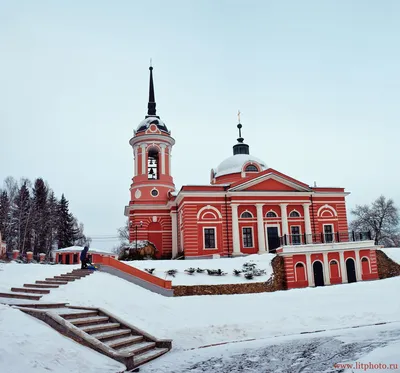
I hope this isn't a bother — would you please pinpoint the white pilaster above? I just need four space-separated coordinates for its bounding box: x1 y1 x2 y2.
171 211 178 258
323 252 331 285
134 146 138 176
280 203 289 240
355 250 362 281
231 204 241 255
339 251 348 283
160 144 166 175
306 254 314 287
168 146 172 176
303 203 312 243
141 144 147 175
256 204 266 253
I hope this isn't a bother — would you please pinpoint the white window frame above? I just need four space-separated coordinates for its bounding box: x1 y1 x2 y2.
290 225 302 245
361 256 371 273
289 209 301 218
323 224 335 243
294 261 307 282
266 210 278 218
240 210 253 219
241 226 254 248
203 226 217 250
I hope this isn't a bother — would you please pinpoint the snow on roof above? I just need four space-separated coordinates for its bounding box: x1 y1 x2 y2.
136 116 169 132
214 154 268 178
56 246 115 255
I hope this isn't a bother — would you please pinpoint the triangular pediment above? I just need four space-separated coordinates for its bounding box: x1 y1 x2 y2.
229 169 311 192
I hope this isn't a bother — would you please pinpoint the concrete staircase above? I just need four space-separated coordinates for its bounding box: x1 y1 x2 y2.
15 303 171 370
0 269 93 301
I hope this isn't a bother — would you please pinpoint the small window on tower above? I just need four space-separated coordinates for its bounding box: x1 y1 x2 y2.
245 164 258 172
148 148 159 180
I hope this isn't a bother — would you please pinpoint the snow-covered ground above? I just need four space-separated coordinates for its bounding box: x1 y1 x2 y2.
0 248 399 372
0 304 125 373
123 253 275 285
0 262 81 292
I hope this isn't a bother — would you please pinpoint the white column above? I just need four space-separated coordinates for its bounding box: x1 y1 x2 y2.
306 254 314 287
141 144 147 175
323 252 331 285
160 144 166 175
280 203 289 242
168 146 172 176
303 203 312 243
355 250 362 281
339 251 348 283
171 211 178 258
256 204 266 253
134 146 138 176
231 204 241 255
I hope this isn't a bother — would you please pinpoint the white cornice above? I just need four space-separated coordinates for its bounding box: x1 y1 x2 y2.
129 134 175 147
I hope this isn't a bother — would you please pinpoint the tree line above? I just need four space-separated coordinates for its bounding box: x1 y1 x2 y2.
0 176 89 257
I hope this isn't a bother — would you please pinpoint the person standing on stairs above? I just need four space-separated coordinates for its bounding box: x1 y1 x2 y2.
80 246 91 269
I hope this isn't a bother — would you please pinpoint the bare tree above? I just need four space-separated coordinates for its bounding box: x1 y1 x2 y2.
350 195 399 246
112 220 129 254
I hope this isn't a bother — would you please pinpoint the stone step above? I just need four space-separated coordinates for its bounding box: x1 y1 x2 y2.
69 316 109 326
117 341 156 355
60 311 99 320
49 277 75 281
24 284 59 289
11 287 50 294
16 303 68 309
134 348 169 366
0 292 42 300
105 335 143 349
91 328 131 341
37 280 68 285
80 322 120 334
61 273 86 278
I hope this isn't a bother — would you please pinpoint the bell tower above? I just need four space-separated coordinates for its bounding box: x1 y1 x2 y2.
128 65 176 205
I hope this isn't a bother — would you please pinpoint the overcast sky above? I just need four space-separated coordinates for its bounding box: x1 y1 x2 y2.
1 0 399 249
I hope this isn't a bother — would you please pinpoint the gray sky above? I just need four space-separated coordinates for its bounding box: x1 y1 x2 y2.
1 0 399 249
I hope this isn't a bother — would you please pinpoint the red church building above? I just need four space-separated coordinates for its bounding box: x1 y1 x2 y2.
125 66 379 289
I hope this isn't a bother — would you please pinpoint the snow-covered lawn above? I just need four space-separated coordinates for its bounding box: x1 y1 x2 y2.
122 253 275 285
381 247 400 264
38 267 400 351
0 262 81 292
0 304 125 373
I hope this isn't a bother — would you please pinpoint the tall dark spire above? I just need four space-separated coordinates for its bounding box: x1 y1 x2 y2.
232 112 249 155
146 64 159 118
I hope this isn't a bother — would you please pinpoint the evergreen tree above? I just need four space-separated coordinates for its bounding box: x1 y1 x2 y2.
0 191 11 244
12 182 32 253
32 178 49 255
57 194 78 248
46 191 59 254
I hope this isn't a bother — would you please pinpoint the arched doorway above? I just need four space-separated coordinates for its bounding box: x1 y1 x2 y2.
295 263 306 282
313 261 324 287
346 258 357 283
148 222 163 258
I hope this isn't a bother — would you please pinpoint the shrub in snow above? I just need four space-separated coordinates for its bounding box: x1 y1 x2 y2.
242 262 257 270
207 269 226 276
144 268 155 274
233 269 242 276
184 268 196 275
196 268 205 273
244 272 254 280
165 269 178 277
253 268 267 276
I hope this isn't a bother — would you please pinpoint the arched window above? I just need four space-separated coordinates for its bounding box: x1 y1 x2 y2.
148 148 159 180
289 211 300 218
361 257 370 275
295 262 306 282
240 211 253 218
266 211 277 218
245 164 258 172
330 260 340 278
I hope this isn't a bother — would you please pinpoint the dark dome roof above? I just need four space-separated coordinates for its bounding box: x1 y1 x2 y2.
136 116 169 133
